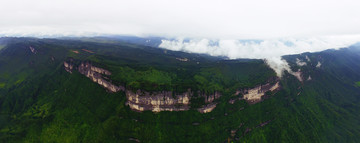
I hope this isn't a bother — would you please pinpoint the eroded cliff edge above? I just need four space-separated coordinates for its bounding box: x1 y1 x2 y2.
64 60 280 113
78 62 124 92
125 90 191 112
230 77 281 104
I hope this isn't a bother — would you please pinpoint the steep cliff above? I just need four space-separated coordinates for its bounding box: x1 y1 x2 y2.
229 78 281 104
29 46 37 54
197 103 217 113
241 79 280 103
292 69 303 82
63 60 279 113
126 89 192 112
200 91 221 103
125 90 223 113
64 61 74 73
196 91 222 113
78 62 124 92
63 60 223 113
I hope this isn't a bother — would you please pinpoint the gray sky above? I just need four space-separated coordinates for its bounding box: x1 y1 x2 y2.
2 0 360 77
1 0 360 38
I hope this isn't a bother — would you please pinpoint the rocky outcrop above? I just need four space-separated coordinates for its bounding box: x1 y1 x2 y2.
176 57 189 62
78 62 124 92
63 60 282 113
72 50 79 54
232 78 280 104
78 62 111 75
291 69 303 82
242 81 280 103
316 61 321 68
200 91 221 103
197 103 217 113
296 58 307 66
63 60 196 112
126 89 192 112
64 61 74 73
196 92 221 113
126 90 222 113
307 76 312 81
29 46 37 54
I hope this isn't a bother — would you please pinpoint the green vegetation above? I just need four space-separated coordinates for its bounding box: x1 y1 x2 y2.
0 37 359 142
355 81 360 87
0 83 5 88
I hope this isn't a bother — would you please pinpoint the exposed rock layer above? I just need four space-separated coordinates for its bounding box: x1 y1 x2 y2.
29 46 37 54
78 62 124 92
242 81 280 103
64 61 74 73
64 61 203 112
63 60 279 113
235 78 281 104
126 90 192 112
201 91 221 103
197 103 217 113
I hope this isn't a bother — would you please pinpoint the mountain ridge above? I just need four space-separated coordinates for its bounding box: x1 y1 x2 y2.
0 37 359 142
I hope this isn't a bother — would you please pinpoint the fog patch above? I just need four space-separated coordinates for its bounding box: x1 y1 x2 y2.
264 57 291 77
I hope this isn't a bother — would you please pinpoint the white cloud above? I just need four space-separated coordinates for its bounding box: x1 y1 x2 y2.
159 35 360 77
264 57 291 77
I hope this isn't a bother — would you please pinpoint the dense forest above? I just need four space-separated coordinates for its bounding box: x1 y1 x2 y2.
0 37 359 142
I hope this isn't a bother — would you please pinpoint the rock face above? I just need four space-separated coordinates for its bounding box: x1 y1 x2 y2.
292 70 303 82
78 62 124 92
307 76 312 81
176 57 189 62
64 61 74 73
29 46 37 54
237 78 280 104
126 89 192 112
201 91 221 103
197 103 217 113
196 91 221 113
63 60 281 113
316 61 321 68
63 60 196 112
296 58 307 66
126 90 222 113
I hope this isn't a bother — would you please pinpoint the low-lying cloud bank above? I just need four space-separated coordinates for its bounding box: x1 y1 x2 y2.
159 35 360 77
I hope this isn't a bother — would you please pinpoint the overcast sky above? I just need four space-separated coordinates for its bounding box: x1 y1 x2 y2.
1 0 360 39
2 0 360 76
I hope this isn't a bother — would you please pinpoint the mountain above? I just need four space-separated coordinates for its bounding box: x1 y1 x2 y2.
0 37 359 142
